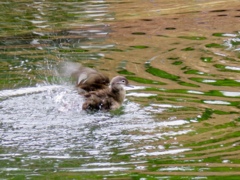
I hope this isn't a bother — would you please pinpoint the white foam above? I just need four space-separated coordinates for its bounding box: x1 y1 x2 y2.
203 100 230 105
221 91 240 97
127 92 157 97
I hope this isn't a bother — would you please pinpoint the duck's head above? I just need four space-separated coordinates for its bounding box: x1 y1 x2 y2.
110 76 132 88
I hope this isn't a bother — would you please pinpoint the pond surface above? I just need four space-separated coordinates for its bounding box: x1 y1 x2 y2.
0 0 240 179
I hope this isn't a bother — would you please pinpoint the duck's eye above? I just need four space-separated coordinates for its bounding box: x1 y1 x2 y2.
122 80 126 83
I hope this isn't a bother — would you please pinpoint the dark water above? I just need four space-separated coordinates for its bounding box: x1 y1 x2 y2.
0 0 240 179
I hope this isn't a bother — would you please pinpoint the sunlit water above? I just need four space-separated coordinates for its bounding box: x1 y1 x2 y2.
0 0 240 179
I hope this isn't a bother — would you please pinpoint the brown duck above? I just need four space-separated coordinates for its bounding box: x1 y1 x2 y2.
62 63 132 111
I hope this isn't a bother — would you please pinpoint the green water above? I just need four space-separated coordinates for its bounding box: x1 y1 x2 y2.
0 0 240 179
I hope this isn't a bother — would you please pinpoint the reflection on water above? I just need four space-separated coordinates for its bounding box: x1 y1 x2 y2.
0 0 240 179
0 0 111 90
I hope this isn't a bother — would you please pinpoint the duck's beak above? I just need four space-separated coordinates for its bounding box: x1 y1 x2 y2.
125 84 134 90
126 84 134 88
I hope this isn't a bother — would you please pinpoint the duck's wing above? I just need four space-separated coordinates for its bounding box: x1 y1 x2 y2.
74 70 109 92
57 62 110 92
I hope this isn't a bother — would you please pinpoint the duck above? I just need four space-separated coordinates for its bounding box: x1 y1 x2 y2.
58 62 132 111
81 75 131 111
